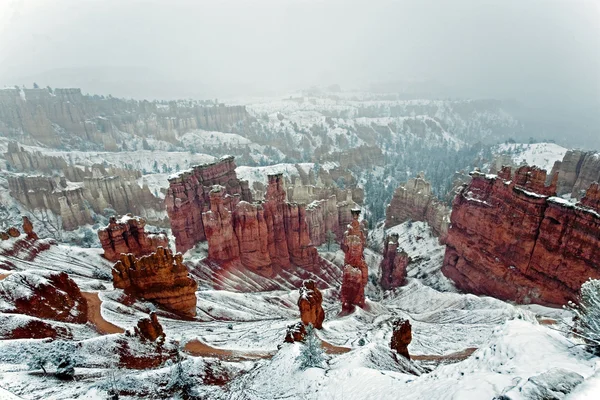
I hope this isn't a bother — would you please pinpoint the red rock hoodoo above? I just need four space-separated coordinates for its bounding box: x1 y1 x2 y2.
390 319 412 360
380 233 411 290
112 247 198 317
134 312 165 342
98 215 169 262
165 156 252 254
298 279 325 329
442 166 600 306
340 209 369 312
200 173 322 278
385 173 450 240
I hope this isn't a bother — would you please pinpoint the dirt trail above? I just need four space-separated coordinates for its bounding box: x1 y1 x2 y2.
81 292 125 335
184 337 351 361
412 347 477 362
0 273 9 281
184 339 276 361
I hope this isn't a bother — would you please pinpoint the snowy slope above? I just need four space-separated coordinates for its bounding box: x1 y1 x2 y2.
495 142 568 172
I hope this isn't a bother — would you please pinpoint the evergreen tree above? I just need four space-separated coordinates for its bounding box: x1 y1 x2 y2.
567 279 600 355
296 324 326 370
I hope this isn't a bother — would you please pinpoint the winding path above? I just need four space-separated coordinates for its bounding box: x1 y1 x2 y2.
81 292 125 335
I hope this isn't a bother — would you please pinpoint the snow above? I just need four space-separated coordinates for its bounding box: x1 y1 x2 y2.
495 142 568 172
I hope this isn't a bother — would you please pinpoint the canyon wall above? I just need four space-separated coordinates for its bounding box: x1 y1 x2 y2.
165 156 252 253
385 173 450 239
8 170 164 230
442 166 600 306
550 150 600 199
0 87 250 150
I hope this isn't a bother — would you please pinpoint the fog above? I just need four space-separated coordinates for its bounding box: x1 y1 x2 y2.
1 0 598 111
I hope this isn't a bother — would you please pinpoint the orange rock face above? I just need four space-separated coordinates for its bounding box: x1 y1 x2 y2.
98 215 169 262
390 319 412 360
298 279 325 329
380 233 411 290
112 247 198 317
165 156 252 254
340 210 368 312
442 167 600 306
0 271 87 323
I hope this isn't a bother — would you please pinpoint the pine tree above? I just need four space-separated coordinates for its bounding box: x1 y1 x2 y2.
296 324 326 370
567 279 600 355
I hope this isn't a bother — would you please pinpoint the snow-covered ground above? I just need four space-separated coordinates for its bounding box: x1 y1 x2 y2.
0 219 596 399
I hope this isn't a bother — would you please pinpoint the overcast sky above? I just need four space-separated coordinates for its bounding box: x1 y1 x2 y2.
0 0 598 107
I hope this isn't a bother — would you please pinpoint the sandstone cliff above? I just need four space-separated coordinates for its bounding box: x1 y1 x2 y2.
550 150 600 199
7 166 165 231
98 215 169 262
442 166 600 306
112 247 198 317
385 173 450 240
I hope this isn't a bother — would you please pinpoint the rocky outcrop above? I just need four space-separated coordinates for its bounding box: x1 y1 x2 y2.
112 247 198 317
550 150 600 199
385 173 450 239
133 312 165 342
165 156 252 253
442 166 600 306
298 279 325 329
0 314 71 339
98 215 169 262
283 322 307 343
0 271 87 323
380 233 411 290
390 319 412 360
340 209 369 312
0 220 53 269
4 141 68 172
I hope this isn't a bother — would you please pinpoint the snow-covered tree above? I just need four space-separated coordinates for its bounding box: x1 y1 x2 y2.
567 279 600 355
26 340 79 379
166 349 196 398
296 324 326 370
